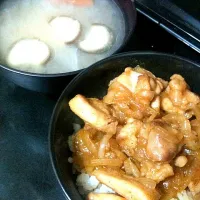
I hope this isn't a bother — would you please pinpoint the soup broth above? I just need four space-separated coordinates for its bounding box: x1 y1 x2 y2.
0 0 125 74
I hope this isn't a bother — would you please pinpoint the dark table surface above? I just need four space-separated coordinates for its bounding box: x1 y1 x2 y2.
0 12 199 200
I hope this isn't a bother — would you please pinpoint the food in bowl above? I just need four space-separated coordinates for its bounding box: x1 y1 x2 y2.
0 0 125 74
68 66 200 200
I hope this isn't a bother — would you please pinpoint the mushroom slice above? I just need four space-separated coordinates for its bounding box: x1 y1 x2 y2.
88 193 125 200
78 24 113 53
93 169 160 200
7 39 50 66
50 16 81 43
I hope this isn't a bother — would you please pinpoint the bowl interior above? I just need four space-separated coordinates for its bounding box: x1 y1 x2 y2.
49 52 200 200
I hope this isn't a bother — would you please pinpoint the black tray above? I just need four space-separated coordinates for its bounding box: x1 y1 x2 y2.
135 0 200 53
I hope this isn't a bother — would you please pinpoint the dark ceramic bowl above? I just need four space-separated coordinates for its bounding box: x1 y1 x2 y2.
0 0 136 94
49 52 200 200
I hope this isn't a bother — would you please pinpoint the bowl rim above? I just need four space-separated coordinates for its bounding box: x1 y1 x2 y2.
49 51 200 200
0 0 136 78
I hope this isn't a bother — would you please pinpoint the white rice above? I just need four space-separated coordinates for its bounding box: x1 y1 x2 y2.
68 135 74 152
76 173 115 195
68 123 81 152
73 123 82 133
68 157 73 163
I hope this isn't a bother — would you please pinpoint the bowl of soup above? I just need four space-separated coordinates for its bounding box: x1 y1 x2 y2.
49 52 200 200
0 0 136 93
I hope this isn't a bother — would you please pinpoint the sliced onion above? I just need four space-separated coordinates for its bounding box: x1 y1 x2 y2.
98 134 113 158
82 130 97 155
124 158 140 177
111 148 127 161
85 159 123 167
136 177 157 189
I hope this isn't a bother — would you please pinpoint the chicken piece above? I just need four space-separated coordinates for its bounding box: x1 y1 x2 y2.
161 96 183 114
69 95 117 134
134 75 155 105
103 79 132 106
104 81 146 122
117 67 167 101
150 96 160 112
146 121 182 162
104 67 167 121
88 193 126 200
133 66 168 94
105 67 167 103
117 118 182 162
116 67 143 93
163 113 199 150
116 118 142 157
141 161 174 183
161 74 200 115
93 169 160 200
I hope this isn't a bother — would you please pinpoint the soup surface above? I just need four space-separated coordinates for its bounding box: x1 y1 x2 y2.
0 0 125 74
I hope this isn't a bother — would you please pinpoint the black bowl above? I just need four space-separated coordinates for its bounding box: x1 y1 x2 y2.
0 0 136 94
49 52 200 200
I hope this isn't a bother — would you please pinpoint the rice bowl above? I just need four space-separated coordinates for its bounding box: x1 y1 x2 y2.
49 52 200 200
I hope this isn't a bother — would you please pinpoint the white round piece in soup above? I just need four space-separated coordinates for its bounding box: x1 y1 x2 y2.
7 39 50 67
50 16 81 43
78 24 114 53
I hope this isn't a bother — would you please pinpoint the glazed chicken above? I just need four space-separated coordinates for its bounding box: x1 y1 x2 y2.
161 74 199 116
69 67 200 200
103 67 168 122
